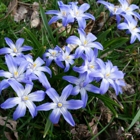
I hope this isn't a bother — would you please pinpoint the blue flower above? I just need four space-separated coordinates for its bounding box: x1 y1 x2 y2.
46 3 74 26
117 16 140 44
58 46 75 72
0 54 30 93
25 55 52 89
0 37 32 56
68 2 95 29
66 28 103 58
1 80 45 120
97 0 122 23
118 0 140 20
36 85 83 126
46 1 95 29
89 59 125 95
43 46 64 68
63 73 99 107
73 49 100 82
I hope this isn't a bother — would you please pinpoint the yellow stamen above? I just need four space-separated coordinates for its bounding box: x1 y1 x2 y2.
23 96 29 101
89 65 94 69
106 73 110 77
126 7 129 11
57 102 63 107
66 56 70 60
62 11 66 16
52 52 56 56
14 71 18 76
132 27 136 30
114 8 117 12
84 40 87 45
13 48 17 53
76 11 79 16
33 63 36 68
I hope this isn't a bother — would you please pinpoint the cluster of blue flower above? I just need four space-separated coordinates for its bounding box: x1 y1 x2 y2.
0 1 126 126
98 0 140 44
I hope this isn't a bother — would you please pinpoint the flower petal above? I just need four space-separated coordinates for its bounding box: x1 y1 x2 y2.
65 100 83 109
8 79 24 96
46 88 59 102
5 54 17 74
49 108 61 124
34 71 51 89
1 97 20 109
60 84 73 101
37 102 56 111
0 48 13 55
79 3 90 12
24 84 33 95
100 79 109 94
0 79 9 94
13 102 26 120
80 88 88 108
20 46 33 51
5 37 15 50
36 66 52 76
71 86 80 95
85 84 99 93
15 38 24 49
61 107 75 126
63 76 79 84
25 100 36 118
28 90 45 101
66 36 81 45
0 71 12 78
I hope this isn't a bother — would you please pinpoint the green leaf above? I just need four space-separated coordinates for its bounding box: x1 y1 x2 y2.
35 46 46 58
24 27 42 54
43 118 53 138
39 4 56 46
127 109 140 131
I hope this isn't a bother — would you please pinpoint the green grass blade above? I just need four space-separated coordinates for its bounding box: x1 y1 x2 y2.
127 109 140 131
39 4 56 46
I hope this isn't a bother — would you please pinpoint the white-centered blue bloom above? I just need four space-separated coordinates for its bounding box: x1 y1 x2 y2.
46 3 74 26
63 73 99 107
58 46 75 72
36 85 83 126
117 16 140 44
0 54 30 93
118 0 140 20
97 0 122 23
66 29 103 58
73 49 100 82
1 80 45 120
89 59 125 95
68 2 95 29
46 1 95 29
43 45 64 68
25 55 52 88
0 37 32 56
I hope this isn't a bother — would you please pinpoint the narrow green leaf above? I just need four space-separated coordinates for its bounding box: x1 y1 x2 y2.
39 4 56 46
127 109 140 131
24 27 42 50
43 118 53 138
35 46 46 58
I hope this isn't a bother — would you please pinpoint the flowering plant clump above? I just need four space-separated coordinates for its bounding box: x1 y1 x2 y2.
2 0 140 137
